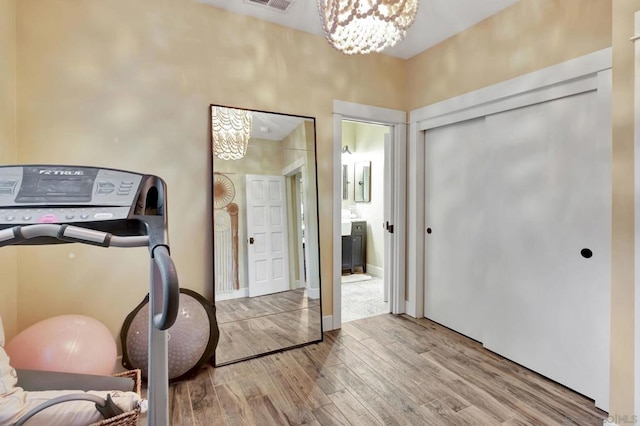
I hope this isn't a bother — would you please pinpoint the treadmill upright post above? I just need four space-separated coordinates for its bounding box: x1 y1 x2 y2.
148 258 169 426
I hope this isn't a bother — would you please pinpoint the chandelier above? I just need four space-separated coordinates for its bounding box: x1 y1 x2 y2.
211 107 253 160
317 0 419 55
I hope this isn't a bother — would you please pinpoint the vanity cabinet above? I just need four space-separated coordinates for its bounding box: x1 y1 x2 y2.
341 221 367 274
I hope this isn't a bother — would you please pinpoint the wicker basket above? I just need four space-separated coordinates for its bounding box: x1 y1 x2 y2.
90 369 142 426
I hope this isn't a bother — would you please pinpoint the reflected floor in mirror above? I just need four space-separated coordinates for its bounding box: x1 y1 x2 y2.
215 289 321 365
160 314 607 426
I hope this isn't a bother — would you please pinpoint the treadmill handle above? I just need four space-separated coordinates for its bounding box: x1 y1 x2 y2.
151 245 180 330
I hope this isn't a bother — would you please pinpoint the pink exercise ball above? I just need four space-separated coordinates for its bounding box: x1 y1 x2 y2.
5 314 117 375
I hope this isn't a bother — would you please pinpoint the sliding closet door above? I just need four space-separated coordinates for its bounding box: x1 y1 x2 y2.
482 90 610 407
424 117 488 342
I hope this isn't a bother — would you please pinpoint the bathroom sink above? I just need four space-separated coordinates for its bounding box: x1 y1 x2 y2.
341 221 352 236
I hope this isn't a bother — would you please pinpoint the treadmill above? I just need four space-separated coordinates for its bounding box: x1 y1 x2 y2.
0 165 180 426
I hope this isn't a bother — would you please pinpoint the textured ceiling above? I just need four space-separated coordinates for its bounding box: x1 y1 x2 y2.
199 0 520 59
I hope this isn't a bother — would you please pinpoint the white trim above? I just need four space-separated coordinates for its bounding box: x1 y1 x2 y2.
410 47 611 124
366 264 383 278
392 123 406 314
323 315 334 332
282 157 306 177
333 101 407 331
406 48 614 321
333 113 343 330
308 286 320 300
405 121 424 318
215 288 249 301
333 100 406 124
419 75 598 131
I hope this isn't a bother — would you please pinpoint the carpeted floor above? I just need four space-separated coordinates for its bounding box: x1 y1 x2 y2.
341 275 389 323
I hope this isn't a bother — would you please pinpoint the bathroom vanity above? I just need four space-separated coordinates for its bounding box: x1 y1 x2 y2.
341 220 367 274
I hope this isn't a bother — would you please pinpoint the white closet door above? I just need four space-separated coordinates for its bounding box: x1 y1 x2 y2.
424 117 488 342
482 91 610 408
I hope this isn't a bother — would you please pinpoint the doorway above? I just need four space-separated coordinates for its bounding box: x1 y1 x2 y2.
331 100 406 330
340 120 390 323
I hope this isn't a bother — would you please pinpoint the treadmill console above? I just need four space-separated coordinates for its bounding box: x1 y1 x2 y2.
0 166 144 225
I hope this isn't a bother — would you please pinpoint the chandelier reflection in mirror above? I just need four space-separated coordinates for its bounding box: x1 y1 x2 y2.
317 0 419 55
211 106 253 160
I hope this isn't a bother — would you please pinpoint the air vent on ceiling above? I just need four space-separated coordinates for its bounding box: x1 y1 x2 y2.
246 0 294 13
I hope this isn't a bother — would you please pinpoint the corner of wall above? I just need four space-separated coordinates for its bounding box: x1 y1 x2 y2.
0 0 18 340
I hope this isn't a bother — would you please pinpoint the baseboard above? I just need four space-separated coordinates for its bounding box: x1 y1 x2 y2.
114 355 126 373
215 288 249 301
367 264 383 278
323 315 334 332
406 303 417 318
308 287 320 300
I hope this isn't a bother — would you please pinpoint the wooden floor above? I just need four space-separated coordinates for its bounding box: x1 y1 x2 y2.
215 289 322 365
166 314 607 425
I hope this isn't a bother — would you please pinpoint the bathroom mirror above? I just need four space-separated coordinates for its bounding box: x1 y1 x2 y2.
355 161 371 203
210 105 322 366
342 164 350 200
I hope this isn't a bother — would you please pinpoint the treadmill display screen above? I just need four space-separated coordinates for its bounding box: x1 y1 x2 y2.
16 167 98 203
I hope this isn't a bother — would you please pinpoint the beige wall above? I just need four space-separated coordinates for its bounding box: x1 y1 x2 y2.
407 0 612 110
611 0 640 419
15 0 405 339
0 0 17 340
11 0 637 414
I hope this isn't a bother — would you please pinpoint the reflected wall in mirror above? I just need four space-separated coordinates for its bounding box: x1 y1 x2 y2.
355 161 371 202
210 105 322 366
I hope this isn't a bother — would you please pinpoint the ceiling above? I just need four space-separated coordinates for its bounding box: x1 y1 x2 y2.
250 110 306 141
198 0 520 59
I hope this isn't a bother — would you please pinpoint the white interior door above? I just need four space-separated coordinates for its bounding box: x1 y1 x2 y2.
424 117 487 342
481 91 610 409
246 174 290 297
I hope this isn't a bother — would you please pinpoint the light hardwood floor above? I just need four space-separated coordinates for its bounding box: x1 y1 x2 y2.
167 314 607 425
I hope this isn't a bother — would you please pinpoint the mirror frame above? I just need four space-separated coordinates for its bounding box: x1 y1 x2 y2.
209 104 323 367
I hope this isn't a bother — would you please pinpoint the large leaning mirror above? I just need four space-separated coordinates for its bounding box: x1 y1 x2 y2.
210 105 322 366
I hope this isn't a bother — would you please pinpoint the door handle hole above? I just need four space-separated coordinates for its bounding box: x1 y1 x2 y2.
580 248 593 259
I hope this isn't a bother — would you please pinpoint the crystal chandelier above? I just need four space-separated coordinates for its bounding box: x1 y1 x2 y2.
211 107 253 160
317 0 419 55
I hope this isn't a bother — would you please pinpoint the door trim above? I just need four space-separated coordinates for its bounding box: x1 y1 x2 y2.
407 47 613 319
332 100 406 330
410 47 612 124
